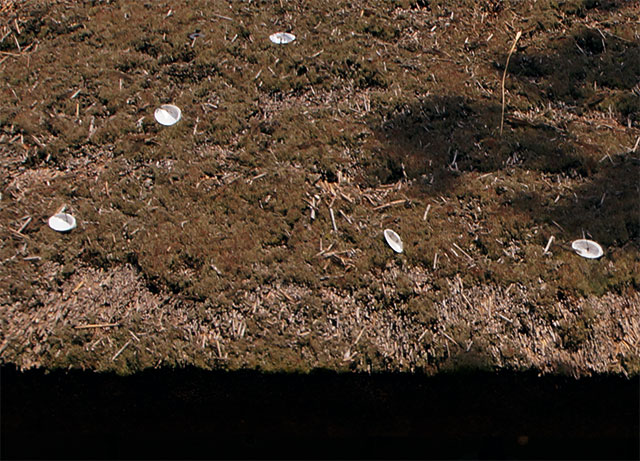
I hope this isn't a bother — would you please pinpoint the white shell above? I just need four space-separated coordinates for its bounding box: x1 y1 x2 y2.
269 32 296 44
154 104 182 126
383 229 403 254
48 213 77 232
571 239 603 259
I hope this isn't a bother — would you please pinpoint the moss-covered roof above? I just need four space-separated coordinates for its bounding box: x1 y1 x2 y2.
1 0 638 375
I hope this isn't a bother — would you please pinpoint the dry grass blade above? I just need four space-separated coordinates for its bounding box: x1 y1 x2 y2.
111 340 131 361
500 30 522 136
373 199 408 211
75 323 119 330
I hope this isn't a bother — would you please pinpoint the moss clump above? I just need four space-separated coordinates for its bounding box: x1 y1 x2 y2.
559 308 596 352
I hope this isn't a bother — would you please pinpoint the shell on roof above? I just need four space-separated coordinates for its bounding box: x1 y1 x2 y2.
48 213 77 232
571 239 603 259
154 104 182 126
269 32 296 44
383 229 403 254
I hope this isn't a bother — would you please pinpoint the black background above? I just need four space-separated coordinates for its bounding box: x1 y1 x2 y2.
1 366 638 460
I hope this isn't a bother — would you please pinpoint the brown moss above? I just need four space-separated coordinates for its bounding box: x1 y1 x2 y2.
1 0 639 375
